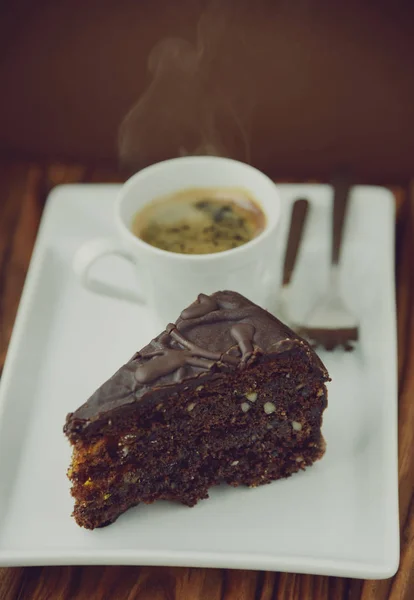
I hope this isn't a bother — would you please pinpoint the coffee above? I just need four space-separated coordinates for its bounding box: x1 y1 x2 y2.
131 187 266 254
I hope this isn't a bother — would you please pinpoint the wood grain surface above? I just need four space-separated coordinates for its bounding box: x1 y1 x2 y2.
0 163 413 600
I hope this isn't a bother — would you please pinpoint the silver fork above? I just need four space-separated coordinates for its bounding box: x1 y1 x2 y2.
297 170 359 351
275 198 310 328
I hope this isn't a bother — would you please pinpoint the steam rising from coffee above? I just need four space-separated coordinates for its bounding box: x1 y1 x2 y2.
118 0 254 171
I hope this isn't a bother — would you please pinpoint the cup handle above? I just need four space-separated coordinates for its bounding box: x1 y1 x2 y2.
72 238 146 304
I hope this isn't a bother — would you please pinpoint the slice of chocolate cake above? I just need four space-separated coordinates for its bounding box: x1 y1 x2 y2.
64 291 330 529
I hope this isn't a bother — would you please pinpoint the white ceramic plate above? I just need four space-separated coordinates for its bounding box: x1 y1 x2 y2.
0 184 399 577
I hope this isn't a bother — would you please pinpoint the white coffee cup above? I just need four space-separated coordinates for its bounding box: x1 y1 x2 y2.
73 156 282 326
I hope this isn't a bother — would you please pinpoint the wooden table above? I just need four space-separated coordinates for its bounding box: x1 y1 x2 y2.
0 162 413 600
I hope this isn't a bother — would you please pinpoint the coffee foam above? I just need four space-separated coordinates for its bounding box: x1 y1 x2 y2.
131 187 265 255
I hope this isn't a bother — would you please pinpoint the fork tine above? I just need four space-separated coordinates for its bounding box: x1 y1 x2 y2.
298 326 359 351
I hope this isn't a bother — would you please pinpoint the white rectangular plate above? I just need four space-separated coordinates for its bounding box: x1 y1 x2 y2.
0 184 399 578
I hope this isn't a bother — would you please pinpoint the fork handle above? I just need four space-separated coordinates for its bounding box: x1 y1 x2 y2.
331 170 352 266
282 198 310 285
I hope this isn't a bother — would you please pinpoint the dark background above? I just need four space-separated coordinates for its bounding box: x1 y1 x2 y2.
1 0 414 182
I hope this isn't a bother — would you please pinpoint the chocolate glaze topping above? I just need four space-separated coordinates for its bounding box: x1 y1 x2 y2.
134 323 240 385
180 292 219 320
64 291 329 439
230 323 255 363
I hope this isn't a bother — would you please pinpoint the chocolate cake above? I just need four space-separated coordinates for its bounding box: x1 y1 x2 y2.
64 291 330 529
